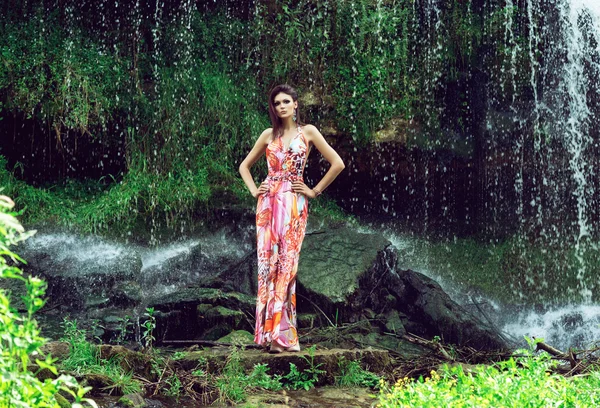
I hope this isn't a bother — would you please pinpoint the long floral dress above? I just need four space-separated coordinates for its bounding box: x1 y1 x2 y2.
254 125 309 348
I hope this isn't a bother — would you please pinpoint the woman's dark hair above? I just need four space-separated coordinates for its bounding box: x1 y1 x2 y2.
268 84 302 139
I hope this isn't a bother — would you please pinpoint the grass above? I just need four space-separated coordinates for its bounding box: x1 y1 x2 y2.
335 357 380 388
216 347 282 403
60 318 142 395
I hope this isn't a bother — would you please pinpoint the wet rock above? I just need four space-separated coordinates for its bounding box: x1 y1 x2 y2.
0 276 28 310
201 305 247 340
393 269 507 349
39 341 70 360
139 223 253 290
382 310 407 336
19 232 142 310
149 287 254 342
299 227 391 305
98 345 156 380
217 329 255 345
117 393 147 408
298 225 507 350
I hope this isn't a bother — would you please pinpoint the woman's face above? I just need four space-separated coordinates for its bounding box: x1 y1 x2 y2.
273 92 297 120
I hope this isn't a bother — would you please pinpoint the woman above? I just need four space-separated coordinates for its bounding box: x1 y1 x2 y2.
239 84 345 353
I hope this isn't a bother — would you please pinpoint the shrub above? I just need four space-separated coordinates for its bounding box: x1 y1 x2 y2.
0 195 97 407
377 351 600 407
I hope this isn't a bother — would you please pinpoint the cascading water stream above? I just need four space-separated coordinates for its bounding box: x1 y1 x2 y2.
557 0 600 300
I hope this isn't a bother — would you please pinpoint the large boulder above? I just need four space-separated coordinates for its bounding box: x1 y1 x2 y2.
297 225 507 350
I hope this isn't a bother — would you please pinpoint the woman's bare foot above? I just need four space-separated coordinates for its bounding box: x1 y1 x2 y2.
287 344 301 352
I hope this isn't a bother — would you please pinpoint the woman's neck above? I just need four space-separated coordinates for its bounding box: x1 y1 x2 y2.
281 118 296 131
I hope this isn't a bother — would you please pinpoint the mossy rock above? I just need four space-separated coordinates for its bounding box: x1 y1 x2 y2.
117 393 147 408
217 330 255 345
98 345 155 380
299 227 391 305
151 287 255 310
81 373 116 395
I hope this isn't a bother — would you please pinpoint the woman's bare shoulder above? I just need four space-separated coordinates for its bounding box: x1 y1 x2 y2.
257 128 274 142
302 124 322 139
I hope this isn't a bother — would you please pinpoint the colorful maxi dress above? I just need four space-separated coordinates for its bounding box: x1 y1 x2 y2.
254 125 309 348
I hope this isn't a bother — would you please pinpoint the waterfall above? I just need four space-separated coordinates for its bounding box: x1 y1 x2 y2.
556 0 600 300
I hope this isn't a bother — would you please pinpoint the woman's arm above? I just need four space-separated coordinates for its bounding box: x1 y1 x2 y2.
239 128 272 198
293 124 345 198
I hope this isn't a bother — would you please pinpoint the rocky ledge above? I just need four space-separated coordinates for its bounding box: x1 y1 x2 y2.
9 218 509 352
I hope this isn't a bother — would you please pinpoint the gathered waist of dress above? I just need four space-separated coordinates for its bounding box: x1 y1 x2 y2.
266 172 303 182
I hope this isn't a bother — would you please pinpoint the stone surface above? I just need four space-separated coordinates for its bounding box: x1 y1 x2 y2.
149 287 255 342
245 387 377 408
295 225 507 350
118 393 147 408
299 227 391 304
39 341 70 360
19 221 507 352
216 329 255 345
98 345 156 380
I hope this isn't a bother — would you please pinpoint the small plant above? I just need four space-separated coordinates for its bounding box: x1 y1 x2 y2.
216 347 247 403
115 315 131 345
171 351 187 360
61 317 97 372
164 374 183 399
216 347 283 403
282 345 326 390
141 307 156 351
246 363 283 391
335 357 380 388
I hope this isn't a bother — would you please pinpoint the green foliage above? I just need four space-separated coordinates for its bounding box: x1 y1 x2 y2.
60 318 142 395
0 195 97 407
171 351 187 361
282 345 326 390
0 0 499 231
216 347 283 403
0 11 127 136
141 307 156 351
164 374 183 399
378 352 600 407
246 363 283 392
216 347 248 403
335 357 380 388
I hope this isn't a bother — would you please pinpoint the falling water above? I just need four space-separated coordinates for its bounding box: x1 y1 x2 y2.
557 0 600 300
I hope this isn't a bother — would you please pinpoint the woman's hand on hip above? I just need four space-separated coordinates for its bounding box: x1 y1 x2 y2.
253 181 269 198
292 181 317 199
